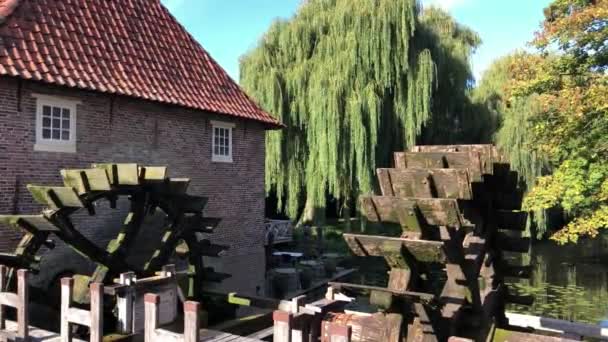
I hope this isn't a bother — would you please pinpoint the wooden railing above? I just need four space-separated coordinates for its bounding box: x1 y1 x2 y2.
0 266 28 341
265 219 294 245
0 264 265 342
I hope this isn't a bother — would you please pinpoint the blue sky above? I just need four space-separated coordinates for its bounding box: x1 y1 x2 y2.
161 0 552 82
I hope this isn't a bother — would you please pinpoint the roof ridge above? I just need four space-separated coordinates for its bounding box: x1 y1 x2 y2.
0 0 20 25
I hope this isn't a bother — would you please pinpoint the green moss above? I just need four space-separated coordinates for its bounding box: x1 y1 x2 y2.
492 329 513 342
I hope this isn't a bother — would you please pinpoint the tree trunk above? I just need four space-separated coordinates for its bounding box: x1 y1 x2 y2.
297 197 326 227
342 201 352 233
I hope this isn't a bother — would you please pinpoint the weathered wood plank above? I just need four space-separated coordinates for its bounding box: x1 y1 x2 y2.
322 312 402 342
328 282 435 302
359 196 421 231
27 185 83 209
394 152 484 180
0 215 59 232
343 234 446 264
92 163 139 185
410 144 501 174
138 166 167 181
360 197 465 228
60 168 111 194
377 169 473 200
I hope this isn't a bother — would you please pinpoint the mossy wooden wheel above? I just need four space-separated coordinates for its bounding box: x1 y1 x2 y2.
0 163 229 307
341 144 533 341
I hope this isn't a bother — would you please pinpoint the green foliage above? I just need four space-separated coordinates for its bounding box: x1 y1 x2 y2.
472 53 551 238
240 0 480 220
477 0 608 242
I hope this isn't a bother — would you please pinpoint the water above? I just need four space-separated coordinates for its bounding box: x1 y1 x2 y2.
338 236 608 324
507 237 608 324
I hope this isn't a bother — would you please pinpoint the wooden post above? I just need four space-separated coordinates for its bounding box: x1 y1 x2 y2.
144 294 159 342
292 314 312 342
90 283 103 342
160 264 175 278
273 310 292 342
0 267 29 340
0 265 6 331
145 293 201 342
61 278 104 342
16 269 29 340
61 278 73 342
327 322 351 342
117 272 136 334
183 301 200 342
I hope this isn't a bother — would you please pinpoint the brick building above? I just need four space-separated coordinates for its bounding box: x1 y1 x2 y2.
0 0 281 295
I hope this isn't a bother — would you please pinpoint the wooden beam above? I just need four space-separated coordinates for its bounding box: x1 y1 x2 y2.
394 152 484 181
92 163 139 185
0 215 59 233
377 168 473 200
328 282 435 302
343 234 446 264
61 169 112 194
360 197 467 228
410 144 501 174
138 166 167 181
27 185 84 210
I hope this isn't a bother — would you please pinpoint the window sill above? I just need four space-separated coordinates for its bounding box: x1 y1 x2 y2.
34 143 76 153
212 156 233 163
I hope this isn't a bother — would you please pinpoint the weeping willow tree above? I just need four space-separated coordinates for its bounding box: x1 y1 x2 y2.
416 8 490 144
240 0 479 223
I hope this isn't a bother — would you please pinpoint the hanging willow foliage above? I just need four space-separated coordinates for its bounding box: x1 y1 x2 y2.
240 0 479 220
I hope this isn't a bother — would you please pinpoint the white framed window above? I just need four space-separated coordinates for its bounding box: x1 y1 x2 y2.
33 94 79 153
211 120 234 163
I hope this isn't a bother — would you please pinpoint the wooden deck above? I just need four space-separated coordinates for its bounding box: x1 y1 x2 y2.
199 329 263 341
0 320 262 342
0 320 85 342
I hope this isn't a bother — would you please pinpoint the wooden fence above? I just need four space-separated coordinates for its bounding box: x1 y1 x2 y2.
0 266 28 341
0 265 208 342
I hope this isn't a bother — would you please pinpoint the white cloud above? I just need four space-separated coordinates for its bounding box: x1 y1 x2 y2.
422 0 469 11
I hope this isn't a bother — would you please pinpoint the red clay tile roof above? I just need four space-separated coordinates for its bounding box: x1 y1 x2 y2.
0 0 281 128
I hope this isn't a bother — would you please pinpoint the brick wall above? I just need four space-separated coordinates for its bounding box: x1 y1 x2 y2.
0 76 267 295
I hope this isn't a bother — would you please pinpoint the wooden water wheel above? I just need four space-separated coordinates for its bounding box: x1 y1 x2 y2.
0 164 229 307
329 145 533 341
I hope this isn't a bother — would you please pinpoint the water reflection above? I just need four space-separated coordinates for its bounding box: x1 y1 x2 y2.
508 237 608 324
339 236 608 324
